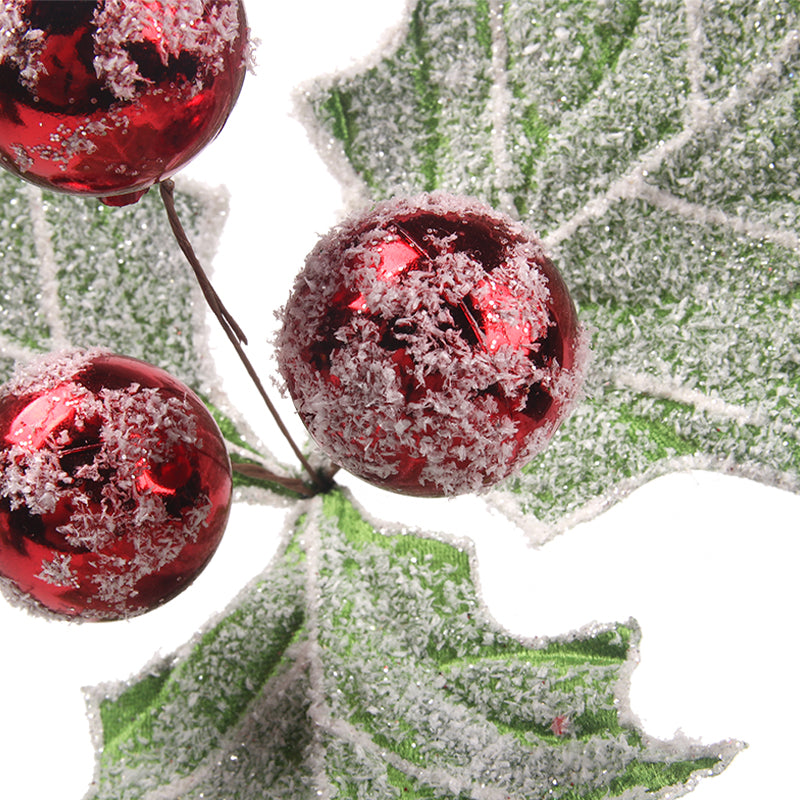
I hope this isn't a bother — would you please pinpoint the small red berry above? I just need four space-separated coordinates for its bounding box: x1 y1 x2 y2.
277 193 588 497
0 349 233 620
0 0 248 206
550 715 570 736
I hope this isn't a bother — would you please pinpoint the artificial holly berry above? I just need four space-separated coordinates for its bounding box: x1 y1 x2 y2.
0 349 233 620
277 193 588 497
0 0 248 206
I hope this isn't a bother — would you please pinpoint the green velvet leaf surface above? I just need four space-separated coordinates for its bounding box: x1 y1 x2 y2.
85 490 737 799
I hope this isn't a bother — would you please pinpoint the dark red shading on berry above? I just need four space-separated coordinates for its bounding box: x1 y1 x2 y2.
0 350 233 620
0 0 248 205
277 193 588 497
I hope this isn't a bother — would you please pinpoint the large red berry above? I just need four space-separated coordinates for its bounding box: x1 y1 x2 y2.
0 349 233 620
277 193 588 497
0 0 248 206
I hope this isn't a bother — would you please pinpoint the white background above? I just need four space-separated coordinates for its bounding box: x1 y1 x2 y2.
1 2 799 798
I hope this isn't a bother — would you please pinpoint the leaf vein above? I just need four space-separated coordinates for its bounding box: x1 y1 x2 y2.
636 182 800 251
24 185 68 349
544 25 800 249
683 0 710 124
611 369 771 426
305 502 337 800
322 715 513 800
135 640 315 800
487 0 515 216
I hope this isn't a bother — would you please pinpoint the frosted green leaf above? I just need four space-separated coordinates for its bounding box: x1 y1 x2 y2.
0 172 293 495
301 0 800 531
0 173 217 385
85 490 738 800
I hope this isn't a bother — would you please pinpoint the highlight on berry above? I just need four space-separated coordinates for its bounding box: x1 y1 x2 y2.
277 192 588 497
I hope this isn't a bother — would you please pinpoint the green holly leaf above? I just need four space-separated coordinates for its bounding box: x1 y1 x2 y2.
0 172 297 496
85 489 737 799
301 0 800 531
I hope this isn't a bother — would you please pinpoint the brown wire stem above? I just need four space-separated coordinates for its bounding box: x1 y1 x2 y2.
231 462 315 497
159 179 330 495
159 180 247 344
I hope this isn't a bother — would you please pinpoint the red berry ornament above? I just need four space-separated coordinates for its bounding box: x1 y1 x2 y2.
0 0 248 206
277 193 588 497
0 349 233 620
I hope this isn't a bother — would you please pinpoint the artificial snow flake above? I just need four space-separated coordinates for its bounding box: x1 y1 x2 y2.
92 0 242 100
36 553 79 589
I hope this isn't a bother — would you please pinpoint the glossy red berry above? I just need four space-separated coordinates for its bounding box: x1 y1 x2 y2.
277 193 588 497
0 349 233 620
0 0 248 206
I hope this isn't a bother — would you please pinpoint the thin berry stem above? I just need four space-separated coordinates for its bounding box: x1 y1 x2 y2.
159 181 247 345
158 179 331 495
231 462 316 497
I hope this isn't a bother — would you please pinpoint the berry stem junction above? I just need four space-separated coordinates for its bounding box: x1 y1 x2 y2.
158 179 331 496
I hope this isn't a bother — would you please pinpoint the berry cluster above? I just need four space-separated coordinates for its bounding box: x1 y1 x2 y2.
0 2 587 619
0 0 247 619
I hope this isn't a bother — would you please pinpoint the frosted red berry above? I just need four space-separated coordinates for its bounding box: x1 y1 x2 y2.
0 0 248 206
0 349 233 620
277 193 588 497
